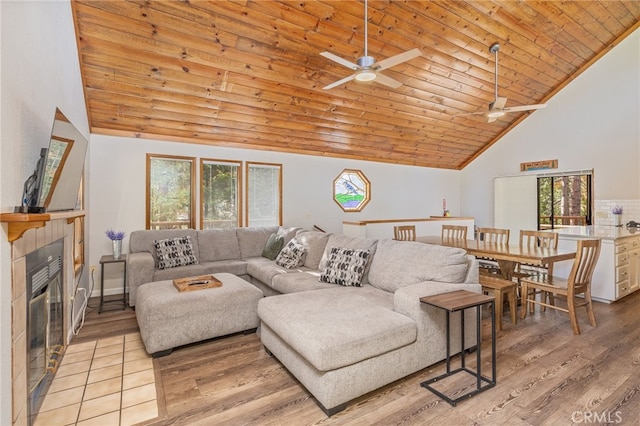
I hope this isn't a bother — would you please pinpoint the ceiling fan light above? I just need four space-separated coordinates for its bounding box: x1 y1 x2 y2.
487 110 505 118
355 69 376 82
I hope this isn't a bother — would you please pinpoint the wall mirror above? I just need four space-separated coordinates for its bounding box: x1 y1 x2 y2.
38 108 88 211
333 169 370 212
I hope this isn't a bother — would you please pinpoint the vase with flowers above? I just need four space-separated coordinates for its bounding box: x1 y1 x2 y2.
612 205 623 227
106 229 126 259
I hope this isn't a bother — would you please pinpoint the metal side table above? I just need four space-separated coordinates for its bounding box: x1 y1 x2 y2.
419 289 496 406
99 254 127 312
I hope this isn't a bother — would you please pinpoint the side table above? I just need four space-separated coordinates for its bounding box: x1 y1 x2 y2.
99 254 127 313
419 289 496 406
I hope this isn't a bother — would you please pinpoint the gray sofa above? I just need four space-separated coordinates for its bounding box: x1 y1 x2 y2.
127 226 481 415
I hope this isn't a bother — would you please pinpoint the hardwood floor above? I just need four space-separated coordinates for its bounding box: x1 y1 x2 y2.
75 291 640 425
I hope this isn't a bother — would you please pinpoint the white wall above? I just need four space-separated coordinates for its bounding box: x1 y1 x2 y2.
461 29 640 228
89 135 461 294
0 1 88 424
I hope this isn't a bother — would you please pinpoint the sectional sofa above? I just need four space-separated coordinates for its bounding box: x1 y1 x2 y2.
127 226 482 415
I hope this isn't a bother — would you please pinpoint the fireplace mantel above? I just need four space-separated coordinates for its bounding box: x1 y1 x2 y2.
1 210 85 242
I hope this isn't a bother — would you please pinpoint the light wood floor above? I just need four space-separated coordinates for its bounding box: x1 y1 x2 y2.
75 291 640 425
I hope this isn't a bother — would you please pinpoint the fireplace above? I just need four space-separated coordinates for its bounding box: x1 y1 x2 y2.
26 239 64 425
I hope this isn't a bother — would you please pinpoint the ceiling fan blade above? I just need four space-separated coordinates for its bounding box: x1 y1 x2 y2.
489 97 508 110
374 72 402 89
503 103 547 112
323 73 356 90
375 48 422 71
320 51 358 70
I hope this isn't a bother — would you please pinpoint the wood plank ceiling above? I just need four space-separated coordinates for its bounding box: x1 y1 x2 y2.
72 1 640 169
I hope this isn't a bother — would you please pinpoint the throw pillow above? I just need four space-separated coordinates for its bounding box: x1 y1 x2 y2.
154 236 198 270
320 247 370 287
261 233 284 260
276 239 306 269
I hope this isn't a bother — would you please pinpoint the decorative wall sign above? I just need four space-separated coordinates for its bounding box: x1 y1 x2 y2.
333 169 370 212
520 159 558 172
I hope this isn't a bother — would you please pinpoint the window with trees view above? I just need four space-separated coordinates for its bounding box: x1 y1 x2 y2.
246 162 282 227
200 159 241 229
147 155 195 229
538 171 592 229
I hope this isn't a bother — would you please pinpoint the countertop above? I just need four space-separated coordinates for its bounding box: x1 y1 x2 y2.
552 225 640 241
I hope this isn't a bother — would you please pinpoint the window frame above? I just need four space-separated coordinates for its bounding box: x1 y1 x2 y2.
245 162 283 227
537 169 593 229
146 154 196 230
199 158 243 229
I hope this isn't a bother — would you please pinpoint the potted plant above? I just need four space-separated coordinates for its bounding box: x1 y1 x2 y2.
106 229 126 259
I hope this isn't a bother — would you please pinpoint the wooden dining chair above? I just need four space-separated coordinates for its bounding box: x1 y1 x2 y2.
476 227 510 275
479 274 517 331
441 225 467 241
477 227 510 244
516 230 560 311
520 239 601 335
394 225 416 241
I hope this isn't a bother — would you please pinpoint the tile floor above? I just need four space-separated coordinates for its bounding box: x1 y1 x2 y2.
34 333 159 426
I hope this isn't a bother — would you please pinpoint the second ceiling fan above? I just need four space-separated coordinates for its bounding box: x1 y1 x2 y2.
466 43 547 122
321 0 422 90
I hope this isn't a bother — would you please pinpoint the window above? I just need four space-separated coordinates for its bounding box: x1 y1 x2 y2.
200 159 242 229
538 170 593 229
246 162 282 227
147 155 195 229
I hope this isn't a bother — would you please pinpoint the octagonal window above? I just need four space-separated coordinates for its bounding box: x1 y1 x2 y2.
333 169 370 212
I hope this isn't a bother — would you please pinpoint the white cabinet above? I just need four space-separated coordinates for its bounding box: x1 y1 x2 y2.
556 233 640 303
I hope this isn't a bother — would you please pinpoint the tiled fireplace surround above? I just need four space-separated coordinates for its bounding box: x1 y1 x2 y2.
9 215 78 426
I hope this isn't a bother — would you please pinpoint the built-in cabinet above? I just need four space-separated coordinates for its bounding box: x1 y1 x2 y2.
620 237 640 297
554 227 640 303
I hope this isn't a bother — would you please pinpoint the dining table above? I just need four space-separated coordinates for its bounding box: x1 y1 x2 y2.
416 236 577 280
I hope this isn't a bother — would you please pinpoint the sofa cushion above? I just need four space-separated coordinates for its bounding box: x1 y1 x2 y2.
154 236 198 270
320 247 370 287
262 233 284 260
245 257 289 286
153 264 207 282
258 288 417 371
270 271 334 294
368 239 470 292
200 259 248 277
294 230 330 269
318 234 378 284
197 229 241 262
237 226 279 259
130 229 200 264
275 239 306 269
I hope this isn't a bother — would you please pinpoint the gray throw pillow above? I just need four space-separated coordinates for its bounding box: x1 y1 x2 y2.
320 247 370 287
262 233 284 260
154 236 198 270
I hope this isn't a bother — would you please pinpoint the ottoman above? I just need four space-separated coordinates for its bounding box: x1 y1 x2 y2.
136 273 263 356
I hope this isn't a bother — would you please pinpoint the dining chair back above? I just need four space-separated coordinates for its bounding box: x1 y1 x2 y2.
520 230 558 250
394 225 416 241
441 225 467 241
477 227 510 244
520 238 601 335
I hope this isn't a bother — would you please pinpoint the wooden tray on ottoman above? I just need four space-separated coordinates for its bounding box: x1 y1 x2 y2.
173 275 222 292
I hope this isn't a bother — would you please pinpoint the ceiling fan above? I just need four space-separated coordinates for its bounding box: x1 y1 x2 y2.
465 43 547 122
320 0 422 90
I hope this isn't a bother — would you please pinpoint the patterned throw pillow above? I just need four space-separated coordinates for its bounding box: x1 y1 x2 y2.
154 236 198 270
275 239 306 269
320 247 370 287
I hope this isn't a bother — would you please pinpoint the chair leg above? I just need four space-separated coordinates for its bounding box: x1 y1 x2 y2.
585 290 597 328
508 287 517 325
520 282 529 319
567 296 581 335
495 289 504 331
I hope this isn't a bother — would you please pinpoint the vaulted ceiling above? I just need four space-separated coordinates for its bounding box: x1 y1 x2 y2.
72 1 640 169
